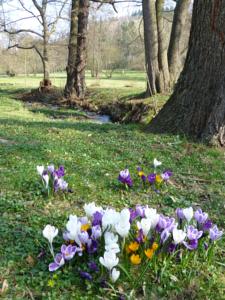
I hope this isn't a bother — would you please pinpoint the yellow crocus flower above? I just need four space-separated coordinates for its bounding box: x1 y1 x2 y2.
144 248 154 259
152 242 159 251
128 241 139 252
130 254 142 265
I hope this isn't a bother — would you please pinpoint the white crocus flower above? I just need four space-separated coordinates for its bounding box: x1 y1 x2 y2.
99 251 119 271
84 202 103 218
153 158 162 169
111 268 120 283
37 165 44 176
172 228 186 244
66 215 82 246
105 242 120 254
115 219 130 238
42 174 49 188
104 232 120 253
102 208 120 230
115 208 131 237
137 218 151 236
144 207 160 229
104 232 118 245
43 224 58 257
183 207 193 222
120 208 130 222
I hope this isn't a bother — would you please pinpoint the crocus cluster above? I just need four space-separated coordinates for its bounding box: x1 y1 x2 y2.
37 164 69 193
43 203 223 288
118 158 172 191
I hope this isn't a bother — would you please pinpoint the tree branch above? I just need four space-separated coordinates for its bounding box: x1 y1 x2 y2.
18 0 42 25
4 28 43 38
8 43 43 60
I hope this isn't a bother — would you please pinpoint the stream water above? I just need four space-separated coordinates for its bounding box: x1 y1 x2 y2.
85 112 111 124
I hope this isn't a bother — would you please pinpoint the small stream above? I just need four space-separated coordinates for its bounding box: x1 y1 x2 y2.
85 111 111 124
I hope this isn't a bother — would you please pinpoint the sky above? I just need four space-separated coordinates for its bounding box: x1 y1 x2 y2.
1 0 177 37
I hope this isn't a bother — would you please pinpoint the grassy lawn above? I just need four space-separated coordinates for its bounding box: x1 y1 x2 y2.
0 71 146 91
0 77 225 299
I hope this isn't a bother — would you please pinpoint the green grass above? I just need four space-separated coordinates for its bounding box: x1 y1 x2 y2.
0 78 225 299
0 70 146 91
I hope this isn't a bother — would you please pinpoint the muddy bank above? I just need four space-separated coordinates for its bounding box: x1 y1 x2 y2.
15 88 159 124
71 98 157 124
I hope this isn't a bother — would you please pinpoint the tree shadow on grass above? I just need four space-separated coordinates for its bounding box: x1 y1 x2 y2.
0 117 141 134
29 107 87 120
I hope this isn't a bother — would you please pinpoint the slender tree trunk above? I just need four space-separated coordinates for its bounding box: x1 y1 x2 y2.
43 39 50 83
142 0 160 97
74 0 89 99
64 0 79 98
148 0 225 146
156 0 171 92
168 0 192 84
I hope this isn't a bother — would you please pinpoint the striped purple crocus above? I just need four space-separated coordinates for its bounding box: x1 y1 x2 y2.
118 169 133 187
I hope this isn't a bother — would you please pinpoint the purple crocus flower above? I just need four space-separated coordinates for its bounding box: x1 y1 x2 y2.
183 239 198 250
136 229 145 243
136 205 145 218
147 173 156 184
47 164 55 174
88 261 99 272
129 208 138 222
92 211 103 226
54 178 68 192
54 165 65 178
49 253 65 272
203 219 213 231
194 209 208 224
209 225 223 241
91 225 102 240
87 239 98 254
168 243 176 253
79 231 90 244
118 169 133 187
157 215 175 232
176 208 184 220
161 170 172 181
80 271 92 281
186 226 203 240
160 229 170 244
61 244 77 260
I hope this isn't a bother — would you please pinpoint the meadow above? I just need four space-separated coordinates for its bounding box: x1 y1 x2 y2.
0 72 224 299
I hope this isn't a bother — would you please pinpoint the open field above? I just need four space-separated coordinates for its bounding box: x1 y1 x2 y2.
0 77 225 299
0 71 146 91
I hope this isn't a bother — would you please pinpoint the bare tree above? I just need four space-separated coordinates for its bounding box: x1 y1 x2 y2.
2 0 69 90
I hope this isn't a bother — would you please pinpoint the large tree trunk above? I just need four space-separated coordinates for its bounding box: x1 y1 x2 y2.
156 0 171 92
148 0 225 146
168 0 192 84
64 0 79 98
142 0 160 97
74 0 89 99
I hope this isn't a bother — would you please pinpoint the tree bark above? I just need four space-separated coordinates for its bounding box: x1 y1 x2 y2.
142 0 160 97
64 0 79 98
156 0 171 92
168 0 192 84
148 0 225 146
74 0 89 99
